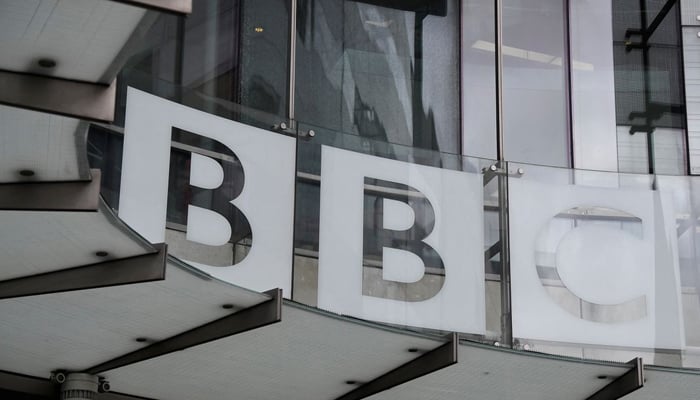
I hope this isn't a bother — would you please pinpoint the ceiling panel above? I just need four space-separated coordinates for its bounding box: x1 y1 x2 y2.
0 199 153 280
104 303 444 400
0 0 148 83
0 105 89 183
0 259 271 378
368 344 633 400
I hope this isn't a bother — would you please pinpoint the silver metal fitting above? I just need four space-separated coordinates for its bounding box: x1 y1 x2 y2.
51 371 67 384
60 373 99 400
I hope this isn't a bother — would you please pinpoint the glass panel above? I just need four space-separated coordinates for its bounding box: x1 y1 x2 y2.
117 0 290 126
293 123 502 342
294 0 460 153
88 73 295 270
569 0 618 171
461 0 497 159
611 0 686 174
683 27 700 175
508 161 700 368
502 0 569 167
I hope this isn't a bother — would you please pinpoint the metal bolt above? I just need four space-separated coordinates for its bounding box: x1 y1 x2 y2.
279 122 287 130
516 167 525 175
489 164 498 172
308 129 316 138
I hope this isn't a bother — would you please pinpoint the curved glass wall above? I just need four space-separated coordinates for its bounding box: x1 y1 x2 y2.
88 73 700 370
84 0 700 371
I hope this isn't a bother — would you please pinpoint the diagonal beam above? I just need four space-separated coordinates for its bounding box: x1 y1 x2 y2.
0 370 55 398
0 70 115 122
484 241 502 261
0 243 167 300
335 332 458 400
353 0 447 16
86 288 283 375
0 170 101 212
643 0 677 41
110 0 192 14
586 358 644 400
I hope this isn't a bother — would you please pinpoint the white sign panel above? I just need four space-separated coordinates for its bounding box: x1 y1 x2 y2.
317 146 485 333
510 178 685 349
119 88 296 295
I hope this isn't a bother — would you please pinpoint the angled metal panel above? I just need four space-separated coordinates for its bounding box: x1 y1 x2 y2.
0 70 115 122
0 243 167 300
0 370 55 398
86 288 283 374
335 333 458 400
0 170 102 212
110 0 192 14
585 358 644 400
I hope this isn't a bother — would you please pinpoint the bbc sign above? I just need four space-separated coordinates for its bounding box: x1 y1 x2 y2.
119 89 685 349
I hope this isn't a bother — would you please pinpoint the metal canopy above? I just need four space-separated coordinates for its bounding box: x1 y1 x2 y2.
111 0 192 15
0 258 272 379
0 105 91 184
586 358 644 400
0 0 148 84
0 0 172 121
0 169 102 211
0 71 117 122
86 288 282 375
0 198 154 282
367 342 636 400
623 366 700 400
0 243 167 300
102 303 448 400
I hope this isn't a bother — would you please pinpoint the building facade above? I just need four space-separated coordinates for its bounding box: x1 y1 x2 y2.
1 0 700 399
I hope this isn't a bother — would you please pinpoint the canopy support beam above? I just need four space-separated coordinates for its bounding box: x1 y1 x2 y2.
86 288 283 374
335 332 458 400
0 170 102 212
111 0 192 14
0 70 115 122
585 357 644 400
0 243 167 300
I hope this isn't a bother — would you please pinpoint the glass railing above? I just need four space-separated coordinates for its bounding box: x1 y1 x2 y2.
92 72 700 370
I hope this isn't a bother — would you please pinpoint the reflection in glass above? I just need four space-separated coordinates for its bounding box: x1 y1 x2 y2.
462 0 496 159
118 0 290 125
612 0 686 174
502 0 569 167
295 0 460 153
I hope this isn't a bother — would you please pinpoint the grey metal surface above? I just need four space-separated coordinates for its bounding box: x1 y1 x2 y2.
0 106 91 183
0 370 55 398
0 243 167 300
335 333 458 400
683 27 700 174
86 288 282 374
585 358 644 400
111 0 192 14
681 0 700 26
0 70 115 122
0 169 101 211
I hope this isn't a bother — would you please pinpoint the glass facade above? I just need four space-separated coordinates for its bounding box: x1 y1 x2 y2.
9 1 700 398
71 0 700 368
